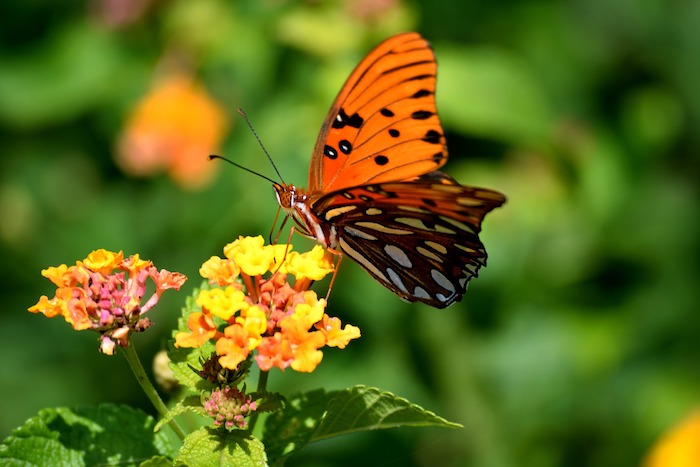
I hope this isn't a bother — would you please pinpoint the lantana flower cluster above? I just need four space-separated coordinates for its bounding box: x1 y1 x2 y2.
175 236 361 373
204 387 258 430
29 249 187 355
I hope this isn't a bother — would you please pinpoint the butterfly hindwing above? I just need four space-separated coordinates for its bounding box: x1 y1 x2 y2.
312 180 506 308
309 32 447 193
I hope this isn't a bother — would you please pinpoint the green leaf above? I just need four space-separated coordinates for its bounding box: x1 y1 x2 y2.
0 404 174 466
168 283 217 391
263 388 333 463
438 45 554 145
175 427 267 467
140 456 173 467
154 395 206 433
0 22 130 129
263 385 460 464
312 385 462 441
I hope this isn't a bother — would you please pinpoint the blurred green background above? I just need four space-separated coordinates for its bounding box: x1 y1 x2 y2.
1 0 699 466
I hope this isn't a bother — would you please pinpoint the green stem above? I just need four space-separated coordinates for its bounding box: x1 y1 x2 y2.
121 338 186 441
248 370 269 433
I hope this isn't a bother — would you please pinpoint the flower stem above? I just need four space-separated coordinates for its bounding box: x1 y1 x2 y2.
248 370 269 432
121 339 186 441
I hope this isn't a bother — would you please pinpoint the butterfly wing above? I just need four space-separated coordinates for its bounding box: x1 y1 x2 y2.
309 32 447 193
311 178 506 308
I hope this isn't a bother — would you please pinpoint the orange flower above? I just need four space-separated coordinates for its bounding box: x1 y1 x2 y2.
174 312 220 348
315 314 361 349
116 73 229 190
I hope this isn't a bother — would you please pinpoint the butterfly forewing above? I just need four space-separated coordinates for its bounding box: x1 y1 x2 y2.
312 180 506 308
310 32 447 193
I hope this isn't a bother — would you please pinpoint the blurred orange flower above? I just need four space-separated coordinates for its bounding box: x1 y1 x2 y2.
117 73 229 190
643 409 700 467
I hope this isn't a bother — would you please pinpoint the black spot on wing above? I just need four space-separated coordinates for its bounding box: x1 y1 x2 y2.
411 110 433 120
374 155 389 166
422 129 441 144
324 145 338 160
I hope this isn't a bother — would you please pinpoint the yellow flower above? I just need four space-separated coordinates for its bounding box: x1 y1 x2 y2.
122 253 152 276
200 255 241 285
643 409 700 467
236 305 267 344
40 265 72 287
28 295 63 318
290 291 326 326
282 245 334 281
82 249 124 274
196 287 249 321
224 236 291 276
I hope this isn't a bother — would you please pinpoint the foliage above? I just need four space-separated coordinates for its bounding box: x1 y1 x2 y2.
1 0 699 466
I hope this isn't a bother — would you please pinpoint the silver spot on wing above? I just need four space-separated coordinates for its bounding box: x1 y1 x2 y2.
384 245 412 268
387 268 408 293
413 286 431 300
344 226 377 240
431 269 455 293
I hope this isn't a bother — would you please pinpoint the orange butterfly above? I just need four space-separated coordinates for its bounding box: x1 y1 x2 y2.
273 32 506 308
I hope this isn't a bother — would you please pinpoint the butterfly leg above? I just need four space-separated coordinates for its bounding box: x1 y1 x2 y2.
322 247 343 302
268 226 295 280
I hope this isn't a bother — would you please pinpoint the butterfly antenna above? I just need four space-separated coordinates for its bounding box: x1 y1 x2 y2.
208 155 278 185
237 108 285 184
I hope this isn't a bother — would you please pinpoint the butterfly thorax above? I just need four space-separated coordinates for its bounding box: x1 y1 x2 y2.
273 182 338 249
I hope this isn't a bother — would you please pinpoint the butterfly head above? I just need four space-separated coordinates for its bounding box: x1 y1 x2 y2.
272 182 306 211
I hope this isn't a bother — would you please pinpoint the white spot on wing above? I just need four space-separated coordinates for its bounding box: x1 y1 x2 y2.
436 293 451 302
413 286 431 300
431 269 455 293
344 226 377 240
384 245 412 267
387 268 408 293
